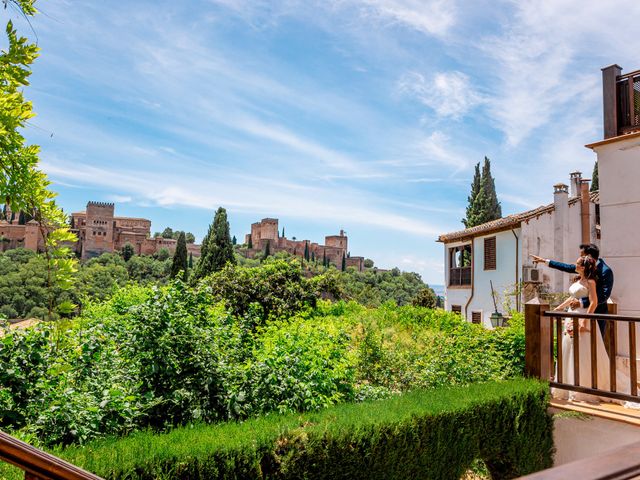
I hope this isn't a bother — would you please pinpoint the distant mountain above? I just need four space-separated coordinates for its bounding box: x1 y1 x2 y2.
430 284 445 297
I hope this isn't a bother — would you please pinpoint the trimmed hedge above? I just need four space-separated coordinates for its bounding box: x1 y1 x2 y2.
4 379 553 479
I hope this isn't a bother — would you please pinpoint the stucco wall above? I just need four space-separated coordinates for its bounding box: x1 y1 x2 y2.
595 136 640 316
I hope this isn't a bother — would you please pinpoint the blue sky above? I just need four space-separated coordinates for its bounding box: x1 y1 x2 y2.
4 0 639 284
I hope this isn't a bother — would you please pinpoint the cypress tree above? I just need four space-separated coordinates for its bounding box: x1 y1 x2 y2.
322 249 327 268
194 207 236 280
462 162 481 227
232 235 237 245
591 161 599 192
311 251 315 262
282 227 285 238
463 157 502 228
171 232 188 280
264 239 271 258
341 252 346 271
188 252 193 269
248 234 253 249
122 242 135 262
304 241 309 261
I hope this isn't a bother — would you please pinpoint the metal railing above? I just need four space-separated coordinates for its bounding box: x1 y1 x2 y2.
0 431 102 480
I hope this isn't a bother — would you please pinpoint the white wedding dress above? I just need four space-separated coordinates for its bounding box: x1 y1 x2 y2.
553 281 640 406
552 281 610 402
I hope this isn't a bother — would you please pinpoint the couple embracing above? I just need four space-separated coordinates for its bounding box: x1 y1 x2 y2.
531 243 626 403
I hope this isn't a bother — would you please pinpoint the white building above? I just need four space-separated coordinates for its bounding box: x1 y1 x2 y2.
438 174 598 327
588 64 640 318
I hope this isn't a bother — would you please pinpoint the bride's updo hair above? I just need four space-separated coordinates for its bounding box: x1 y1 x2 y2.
578 255 598 280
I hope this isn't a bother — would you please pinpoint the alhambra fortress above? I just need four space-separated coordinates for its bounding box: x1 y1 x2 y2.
0 202 364 270
244 218 365 271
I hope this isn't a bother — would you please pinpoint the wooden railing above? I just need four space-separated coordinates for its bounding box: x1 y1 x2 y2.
525 299 640 402
0 431 102 480
448 266 471 286
617 69 640 136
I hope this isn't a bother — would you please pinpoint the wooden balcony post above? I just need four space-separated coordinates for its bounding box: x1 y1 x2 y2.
525 297 552 380
602 64 622 139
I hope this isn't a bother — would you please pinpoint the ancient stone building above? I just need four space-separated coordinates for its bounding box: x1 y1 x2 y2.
244 218 365 271
71 202 201 259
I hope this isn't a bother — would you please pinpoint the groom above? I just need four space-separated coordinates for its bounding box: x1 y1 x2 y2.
531 243 614 336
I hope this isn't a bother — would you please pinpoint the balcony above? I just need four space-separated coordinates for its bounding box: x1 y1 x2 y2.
603 65 640 139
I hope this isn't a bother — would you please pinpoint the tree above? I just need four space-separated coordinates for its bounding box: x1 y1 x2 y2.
247 234 253 249
232 235 237 245
1 6 78 320
161 227 173 239
155 247 170 261
311 251 315 262
282 227 285 238
188 252 193 269
591 161 599 192
121 242 135 262
304 241 309 261
364 258 374 268
412 287 437 309
462 162 482 228
193 207 235 280
170 232 188 281
185 232 195 244
264 239 271 259
322 249 327 268
463 157 502 228
341 252 346 272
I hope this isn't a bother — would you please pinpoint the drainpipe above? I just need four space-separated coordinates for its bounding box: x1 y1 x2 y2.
464 238 475 321
580 180 591 243
512 229 520 312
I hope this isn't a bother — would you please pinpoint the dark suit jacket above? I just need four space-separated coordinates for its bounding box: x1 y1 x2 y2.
548 258 613 308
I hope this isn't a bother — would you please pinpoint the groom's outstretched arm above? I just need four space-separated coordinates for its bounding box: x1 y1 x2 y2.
548 260 577 274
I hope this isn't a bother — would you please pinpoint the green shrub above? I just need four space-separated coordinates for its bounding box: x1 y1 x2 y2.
23 379 552 480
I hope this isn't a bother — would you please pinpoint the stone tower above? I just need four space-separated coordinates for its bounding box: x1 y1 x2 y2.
83 201 115 259
325 230 348 251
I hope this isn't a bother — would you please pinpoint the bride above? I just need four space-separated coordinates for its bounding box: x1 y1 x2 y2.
551 255 608 402
551 255 640 405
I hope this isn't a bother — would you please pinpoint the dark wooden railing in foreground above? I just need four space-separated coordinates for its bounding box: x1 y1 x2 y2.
525 298 640 403
0 431 102 480
519 439 640 480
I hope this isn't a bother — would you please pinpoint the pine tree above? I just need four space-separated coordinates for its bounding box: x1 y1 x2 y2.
341 252 346 271
463 157 502 228
591 161 599 192
193 207 236 280
122 242 135 262
171 232 188 280
304 241 309 261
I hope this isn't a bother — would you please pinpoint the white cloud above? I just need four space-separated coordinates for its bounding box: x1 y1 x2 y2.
399 70 483 119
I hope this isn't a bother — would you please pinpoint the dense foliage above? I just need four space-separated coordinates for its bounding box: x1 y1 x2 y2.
463 156 502 228
0 261 525 448
194 207 235 280
0 379 553 480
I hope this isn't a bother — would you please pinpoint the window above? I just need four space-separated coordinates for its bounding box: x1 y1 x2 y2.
451 305 462 314
471 311 482 324
448 244 472 286
484 237 496 270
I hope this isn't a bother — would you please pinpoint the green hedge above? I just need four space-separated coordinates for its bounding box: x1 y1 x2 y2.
2 379 553 480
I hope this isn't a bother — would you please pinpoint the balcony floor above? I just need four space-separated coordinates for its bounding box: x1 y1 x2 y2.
550 398 640 426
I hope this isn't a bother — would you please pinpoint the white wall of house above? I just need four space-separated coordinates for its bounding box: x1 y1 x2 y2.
593 134 640 317
443 239 472 316
469 229 520 327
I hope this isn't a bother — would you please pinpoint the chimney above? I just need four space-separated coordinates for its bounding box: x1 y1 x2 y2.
553 183 569 293
580 180 591 244
569 171 582 197
602 64 622 139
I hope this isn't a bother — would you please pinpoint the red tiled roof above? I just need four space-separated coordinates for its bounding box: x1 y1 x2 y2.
437 191 599 243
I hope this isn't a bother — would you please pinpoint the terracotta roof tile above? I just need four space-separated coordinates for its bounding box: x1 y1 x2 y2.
437 191 599 243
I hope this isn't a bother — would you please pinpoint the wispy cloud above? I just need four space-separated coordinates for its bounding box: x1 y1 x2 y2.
399 70 483 119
